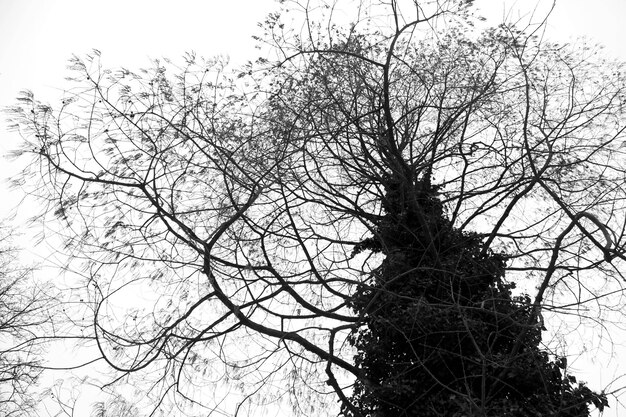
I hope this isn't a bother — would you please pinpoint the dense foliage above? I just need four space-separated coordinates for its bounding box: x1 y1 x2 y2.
347 178 608 416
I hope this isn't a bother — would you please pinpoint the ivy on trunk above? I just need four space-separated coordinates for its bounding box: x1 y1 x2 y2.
346 176 608 417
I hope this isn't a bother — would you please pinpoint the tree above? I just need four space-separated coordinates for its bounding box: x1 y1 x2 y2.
5 0 626 415
0 223 52 416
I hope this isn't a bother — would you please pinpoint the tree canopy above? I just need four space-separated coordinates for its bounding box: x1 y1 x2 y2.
5 0 626 415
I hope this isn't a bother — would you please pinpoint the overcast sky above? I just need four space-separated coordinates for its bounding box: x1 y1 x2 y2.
1 0 623 213
1 0 625 144
1 1 625 416
1 0 625 108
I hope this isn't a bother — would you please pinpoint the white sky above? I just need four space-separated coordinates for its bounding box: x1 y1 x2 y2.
1 0 625 416
1 0 625 169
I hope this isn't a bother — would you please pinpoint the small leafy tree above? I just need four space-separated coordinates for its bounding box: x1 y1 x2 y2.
6 0 626 415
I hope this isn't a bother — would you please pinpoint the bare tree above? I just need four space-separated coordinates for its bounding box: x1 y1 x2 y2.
0 223 53 416
5 0 626 415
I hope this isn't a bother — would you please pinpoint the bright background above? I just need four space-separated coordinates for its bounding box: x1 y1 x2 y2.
1 0 625 415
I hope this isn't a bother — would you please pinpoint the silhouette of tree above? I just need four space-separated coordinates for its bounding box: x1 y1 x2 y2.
6 0 626 415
